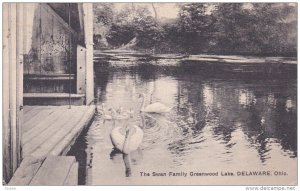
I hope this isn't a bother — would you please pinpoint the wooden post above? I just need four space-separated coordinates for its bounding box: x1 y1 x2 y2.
16 2 24 167
77 45 86 95
3 3 24 183
3 3 11 183
82 3 94 105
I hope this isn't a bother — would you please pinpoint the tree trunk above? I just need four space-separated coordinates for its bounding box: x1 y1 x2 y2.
151 3 157 21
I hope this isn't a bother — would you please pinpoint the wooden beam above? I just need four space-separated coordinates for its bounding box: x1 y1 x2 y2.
30 156 76 185
77 45 86 94
2 3 23 182
8 156 45 185
50 105 95 155
63 162 78 185
16 3 24 165
40 3 77 37
24 74 75 81
3 3 12 182
82 3 94 105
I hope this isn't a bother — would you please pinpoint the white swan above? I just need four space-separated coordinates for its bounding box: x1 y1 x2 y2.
97 104 115 120
110 124 143 154
139 93 171 113
109 107 143 154
112 107 134 120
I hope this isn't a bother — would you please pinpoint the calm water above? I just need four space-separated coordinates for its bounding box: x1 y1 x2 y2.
68 53 297 185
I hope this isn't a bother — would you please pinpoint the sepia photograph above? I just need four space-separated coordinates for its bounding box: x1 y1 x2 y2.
2 2 297 187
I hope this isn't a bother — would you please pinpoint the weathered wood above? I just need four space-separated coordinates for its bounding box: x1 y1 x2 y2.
30 108 85 158
82 3 94 105
23 108 76 156
41 4 77 36
50 106 95 155
3 3 12 182
10 105 94 185
24 3 77 75
9 3 19 174
30 156 76 185
16 3 24 165
24 106 36 114
23 93 85 106
23 106 46 122
22 106 94 158
23 107 54 130
24 96 85 106
22 107 66 145
24 74 75 80
63 162 78 185
24 92 84 98
8 156 45 186
77 45 86 94
3 3 23 182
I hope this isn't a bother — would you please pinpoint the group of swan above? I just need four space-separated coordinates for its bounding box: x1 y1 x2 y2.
97 93 172 154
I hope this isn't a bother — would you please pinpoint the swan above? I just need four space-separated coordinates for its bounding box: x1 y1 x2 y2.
97 103 115 120
109 107 143 154
110 124 143 154
114 107 134 120
139 93 172 113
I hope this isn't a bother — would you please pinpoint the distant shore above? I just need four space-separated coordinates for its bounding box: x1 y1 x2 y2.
94 50 297 65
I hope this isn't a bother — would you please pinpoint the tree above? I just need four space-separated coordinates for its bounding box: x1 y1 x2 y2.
250 3 297 55
107 5 165 50
93 3 114 49
213 3 297 55
178 3 216 53
106 5 140 47
151 3 158 20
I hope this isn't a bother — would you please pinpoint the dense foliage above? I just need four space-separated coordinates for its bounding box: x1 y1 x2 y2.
93 3 297 56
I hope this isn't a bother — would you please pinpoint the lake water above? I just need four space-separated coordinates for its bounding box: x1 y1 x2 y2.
68 52 297 185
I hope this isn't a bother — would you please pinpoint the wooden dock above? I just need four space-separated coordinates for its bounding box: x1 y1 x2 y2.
8 105 95 185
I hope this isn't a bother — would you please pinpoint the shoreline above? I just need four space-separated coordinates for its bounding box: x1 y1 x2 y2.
94 50 297 65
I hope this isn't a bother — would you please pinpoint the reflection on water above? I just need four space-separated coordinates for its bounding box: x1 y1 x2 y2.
69 54 297 185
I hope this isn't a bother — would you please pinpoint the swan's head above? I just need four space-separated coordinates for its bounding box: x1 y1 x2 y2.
138 93 145 98
125 108 134 118
116 107 123 114
108 108 116 116
100 103 105 110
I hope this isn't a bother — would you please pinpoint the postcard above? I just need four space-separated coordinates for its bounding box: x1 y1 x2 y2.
2 2 297 186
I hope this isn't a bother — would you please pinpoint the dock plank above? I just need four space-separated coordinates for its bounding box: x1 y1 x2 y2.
30 156 75 185
10 106 95 186
23 108 55 133
30 108 87 158
8 156 45 186
23 107 45 122
22 107 68 146
50 106 95 155
24 106 36 114
63 162 78 185
23 108 78 156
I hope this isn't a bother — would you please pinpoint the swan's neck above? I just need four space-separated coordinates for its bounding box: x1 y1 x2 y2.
141 95 146 111
123 153 131 177
140 113 145 129
122 125 131 154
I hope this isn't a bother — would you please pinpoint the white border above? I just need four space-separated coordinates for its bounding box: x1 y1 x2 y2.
0 1 298 191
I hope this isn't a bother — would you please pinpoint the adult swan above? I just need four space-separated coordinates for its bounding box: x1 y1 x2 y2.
110 110 143 154
139 93 172 113
110 125 143 154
